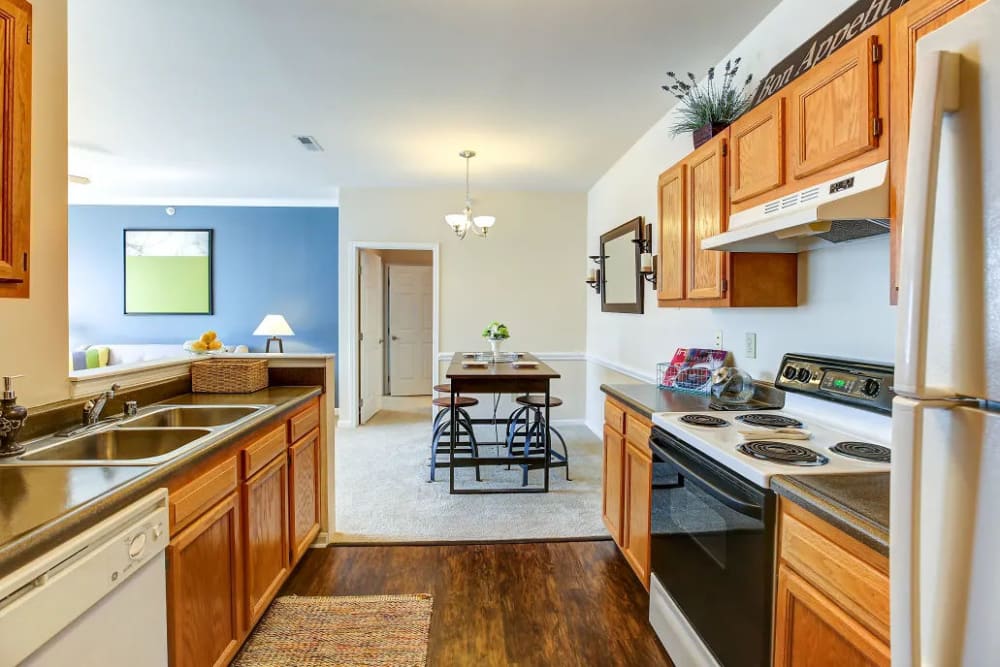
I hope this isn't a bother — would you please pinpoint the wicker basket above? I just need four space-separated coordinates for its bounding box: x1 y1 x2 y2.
191 359 268 394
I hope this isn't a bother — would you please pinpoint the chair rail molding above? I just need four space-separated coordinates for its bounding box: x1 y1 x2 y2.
585 355 657 384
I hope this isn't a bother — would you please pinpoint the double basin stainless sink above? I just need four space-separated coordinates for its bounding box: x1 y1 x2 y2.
9 405 273 466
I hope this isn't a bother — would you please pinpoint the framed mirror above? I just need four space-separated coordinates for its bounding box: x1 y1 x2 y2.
600 217 644 314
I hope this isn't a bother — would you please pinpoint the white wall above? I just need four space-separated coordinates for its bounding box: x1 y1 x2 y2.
0 0 69 407
585 0 897 434
339 188 588 423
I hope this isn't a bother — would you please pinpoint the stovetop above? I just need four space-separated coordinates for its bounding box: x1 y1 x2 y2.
651 393 892 487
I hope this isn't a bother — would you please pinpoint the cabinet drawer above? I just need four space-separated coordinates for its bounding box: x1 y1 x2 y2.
289 400 320 443
170 455 239 532
242 424 287 478
604 399 626 433
625 414 652 451
779 503 890 640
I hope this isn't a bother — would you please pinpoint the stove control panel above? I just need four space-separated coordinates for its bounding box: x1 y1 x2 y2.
776 353 894 415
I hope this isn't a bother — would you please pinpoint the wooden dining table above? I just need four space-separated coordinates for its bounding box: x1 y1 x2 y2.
444 352 561 494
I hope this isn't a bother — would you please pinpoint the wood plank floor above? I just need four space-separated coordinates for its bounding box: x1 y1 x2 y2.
281 540 672 666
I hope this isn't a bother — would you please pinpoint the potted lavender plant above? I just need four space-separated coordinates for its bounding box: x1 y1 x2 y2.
662 58 754 148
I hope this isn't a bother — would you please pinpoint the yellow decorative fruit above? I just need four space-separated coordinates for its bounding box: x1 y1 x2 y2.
200 330 217 343
208 340 223 350
190 340 208 352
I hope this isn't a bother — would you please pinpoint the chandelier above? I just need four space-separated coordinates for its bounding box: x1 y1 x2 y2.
444 150 495 239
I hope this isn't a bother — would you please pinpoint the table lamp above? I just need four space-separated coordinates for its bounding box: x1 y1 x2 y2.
253 314 294 353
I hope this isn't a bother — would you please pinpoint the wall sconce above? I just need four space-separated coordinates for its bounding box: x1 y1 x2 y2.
586 255 602 293
632 223 656 289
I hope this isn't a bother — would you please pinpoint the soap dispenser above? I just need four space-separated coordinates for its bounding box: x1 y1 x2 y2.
0 375 27 457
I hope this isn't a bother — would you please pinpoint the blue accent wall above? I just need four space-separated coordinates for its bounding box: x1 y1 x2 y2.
68 206 338 355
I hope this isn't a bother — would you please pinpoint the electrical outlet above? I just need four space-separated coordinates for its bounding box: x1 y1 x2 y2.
714 331 723 350
745 332 757 359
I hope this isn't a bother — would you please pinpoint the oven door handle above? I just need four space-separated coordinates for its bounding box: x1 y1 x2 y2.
652 443 763 519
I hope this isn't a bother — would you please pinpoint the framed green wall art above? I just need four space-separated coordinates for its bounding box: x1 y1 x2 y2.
123 229 214 314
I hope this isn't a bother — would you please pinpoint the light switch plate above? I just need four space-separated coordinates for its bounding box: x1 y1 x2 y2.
745 332 757 359
714 331 723 350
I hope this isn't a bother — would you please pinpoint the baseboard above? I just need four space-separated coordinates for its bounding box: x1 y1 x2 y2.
327 535 612 547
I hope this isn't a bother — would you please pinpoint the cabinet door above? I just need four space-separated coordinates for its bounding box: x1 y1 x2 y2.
774 565 890 667
601 424 625 546
622 440 652 589
788 25 882 180
889 0 983 303
686 133 728 300
243 453 290 626
657 164 685 301
730 95 785 205
289 428 321 564
0 0 31 297
167 492 243 667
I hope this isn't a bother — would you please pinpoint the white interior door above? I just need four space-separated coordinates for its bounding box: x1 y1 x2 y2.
388 265 433 396
359 251 384 423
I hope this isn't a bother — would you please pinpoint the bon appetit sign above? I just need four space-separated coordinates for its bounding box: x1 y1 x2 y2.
749 0 910 109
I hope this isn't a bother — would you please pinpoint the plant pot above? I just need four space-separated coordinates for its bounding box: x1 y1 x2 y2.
692 122 729 149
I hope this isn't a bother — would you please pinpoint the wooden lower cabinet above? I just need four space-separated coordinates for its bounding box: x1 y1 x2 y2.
621 439 652 588
601 397 653 587
166 492 243 667
243 453 290 626
774 499 890 666
165 397 326 667
289 427 322 562
774 566 890 667
601 424 625 545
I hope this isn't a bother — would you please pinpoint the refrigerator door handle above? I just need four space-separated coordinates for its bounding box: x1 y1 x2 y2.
895 50 961 397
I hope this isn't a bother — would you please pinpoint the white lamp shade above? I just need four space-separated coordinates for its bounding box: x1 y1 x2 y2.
473 215 495 228
445 213 468 229
253 314 295 337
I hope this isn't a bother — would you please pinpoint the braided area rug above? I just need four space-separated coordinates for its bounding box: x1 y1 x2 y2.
232 594 433 666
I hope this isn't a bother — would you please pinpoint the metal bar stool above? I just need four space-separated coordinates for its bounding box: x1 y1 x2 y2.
429 385 481 482
505 394 570 486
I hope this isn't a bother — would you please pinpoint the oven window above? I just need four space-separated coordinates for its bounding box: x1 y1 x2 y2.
649 446 774 667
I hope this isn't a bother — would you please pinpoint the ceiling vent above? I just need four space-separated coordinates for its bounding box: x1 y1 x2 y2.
295 135 324 152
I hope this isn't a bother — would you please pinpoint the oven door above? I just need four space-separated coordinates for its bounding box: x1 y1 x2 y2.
649 427 775 667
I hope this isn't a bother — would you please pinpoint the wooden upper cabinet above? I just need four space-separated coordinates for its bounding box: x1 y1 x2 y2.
889 0 983 303
686 132 728 300
730 96 785 204
657 164 685 301
788 23 884 180
0 0 30 298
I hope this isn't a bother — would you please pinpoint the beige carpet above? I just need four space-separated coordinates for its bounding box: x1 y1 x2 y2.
233 595 432 666
334 397 608 542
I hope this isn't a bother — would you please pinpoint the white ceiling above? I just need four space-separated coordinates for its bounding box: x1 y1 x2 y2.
68 0 781 205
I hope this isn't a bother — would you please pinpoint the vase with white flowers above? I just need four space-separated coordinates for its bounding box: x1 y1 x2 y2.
482 321 510 360
662 58 754 148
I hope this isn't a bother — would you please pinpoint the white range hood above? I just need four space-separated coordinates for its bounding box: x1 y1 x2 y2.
703 160 890 253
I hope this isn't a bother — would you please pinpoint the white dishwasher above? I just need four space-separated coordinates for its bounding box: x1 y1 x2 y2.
0 489 170 667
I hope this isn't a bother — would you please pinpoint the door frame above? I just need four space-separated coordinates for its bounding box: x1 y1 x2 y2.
343 242 440 427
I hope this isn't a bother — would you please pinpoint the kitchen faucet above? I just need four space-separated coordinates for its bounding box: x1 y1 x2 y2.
83 383 121 425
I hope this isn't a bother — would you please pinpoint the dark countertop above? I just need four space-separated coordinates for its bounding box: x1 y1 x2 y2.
771 473 890 556
600 383 714 418
0 385 321 577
